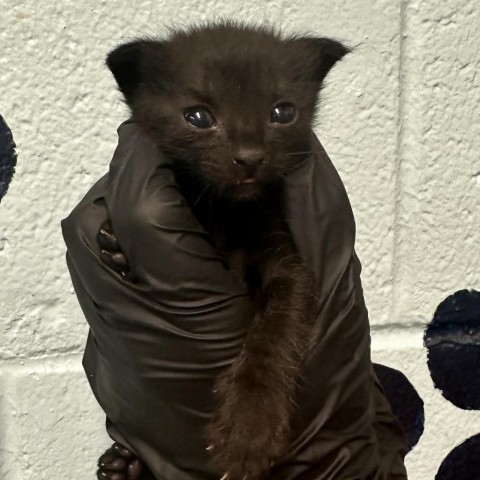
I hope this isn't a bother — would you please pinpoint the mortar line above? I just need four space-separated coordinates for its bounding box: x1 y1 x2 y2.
0 372 21 480
0 352 83 371
390 0 408 325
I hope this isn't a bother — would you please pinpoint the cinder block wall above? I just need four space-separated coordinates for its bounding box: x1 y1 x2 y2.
0 1 478 479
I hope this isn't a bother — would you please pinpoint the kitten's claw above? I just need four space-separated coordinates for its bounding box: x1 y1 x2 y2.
220 474 248 480
206 444 214 451
111 442 135 459
98 221 121 251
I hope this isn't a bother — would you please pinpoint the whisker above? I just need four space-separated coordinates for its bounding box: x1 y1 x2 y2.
285 151 314 156
286 149 362 160
193 185 212 206
327 151 363 159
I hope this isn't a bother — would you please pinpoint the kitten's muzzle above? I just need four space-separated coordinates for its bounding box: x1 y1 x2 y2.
232 156 265 166
232 145 265 167
233 154 265 182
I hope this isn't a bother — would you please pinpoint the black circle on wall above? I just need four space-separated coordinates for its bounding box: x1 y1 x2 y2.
424 289 480 410
0 114 17 203
435 434 480 480
373 363 425 451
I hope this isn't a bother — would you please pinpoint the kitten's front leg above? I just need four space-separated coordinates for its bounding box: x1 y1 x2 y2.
206 243 316 480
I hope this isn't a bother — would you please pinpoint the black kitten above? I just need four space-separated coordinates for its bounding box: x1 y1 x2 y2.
99 21 349 480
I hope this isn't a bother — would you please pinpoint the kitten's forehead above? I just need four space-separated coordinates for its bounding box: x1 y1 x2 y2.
165 25 309 97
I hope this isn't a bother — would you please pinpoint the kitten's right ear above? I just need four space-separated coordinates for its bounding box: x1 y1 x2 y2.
106 41 145 103
106 40 169 103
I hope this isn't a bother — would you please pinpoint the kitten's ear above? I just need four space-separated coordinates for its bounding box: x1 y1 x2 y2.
106 40 168 103
106 41 144 103
294 37 351 83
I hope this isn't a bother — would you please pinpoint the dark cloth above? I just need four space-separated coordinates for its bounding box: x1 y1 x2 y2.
61 120 408 480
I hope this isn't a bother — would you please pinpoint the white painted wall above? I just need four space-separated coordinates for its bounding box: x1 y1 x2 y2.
0 1 478 479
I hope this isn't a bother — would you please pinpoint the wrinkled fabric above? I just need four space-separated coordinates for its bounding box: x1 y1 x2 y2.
61 120 408 480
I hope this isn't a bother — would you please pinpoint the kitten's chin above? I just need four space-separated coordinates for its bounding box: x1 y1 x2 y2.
225 182 263 202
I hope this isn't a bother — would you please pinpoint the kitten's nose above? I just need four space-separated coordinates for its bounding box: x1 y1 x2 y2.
233 149 265 167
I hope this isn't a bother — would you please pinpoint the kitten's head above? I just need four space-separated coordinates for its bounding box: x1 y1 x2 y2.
107 21 349 202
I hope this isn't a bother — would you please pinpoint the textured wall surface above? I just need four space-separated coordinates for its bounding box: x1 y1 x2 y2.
0 0 478 478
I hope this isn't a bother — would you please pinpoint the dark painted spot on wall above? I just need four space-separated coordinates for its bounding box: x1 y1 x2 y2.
0 114 17 203
424 289 480 410
373 363 424 451
435 434 480 479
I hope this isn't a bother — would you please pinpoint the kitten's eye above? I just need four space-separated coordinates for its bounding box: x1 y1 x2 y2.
184 108 215 129
270 103 296 124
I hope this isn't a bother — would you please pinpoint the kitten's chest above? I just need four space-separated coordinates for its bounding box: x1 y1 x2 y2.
210 227 253 290
193 197 285 292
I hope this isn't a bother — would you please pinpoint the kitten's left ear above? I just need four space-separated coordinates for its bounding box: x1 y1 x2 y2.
294 37 351 83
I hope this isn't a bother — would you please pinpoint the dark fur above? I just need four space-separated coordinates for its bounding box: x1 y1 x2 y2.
106 21 349 480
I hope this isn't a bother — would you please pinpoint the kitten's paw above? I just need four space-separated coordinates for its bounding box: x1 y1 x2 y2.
206 378 291 480
96 442 143 480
